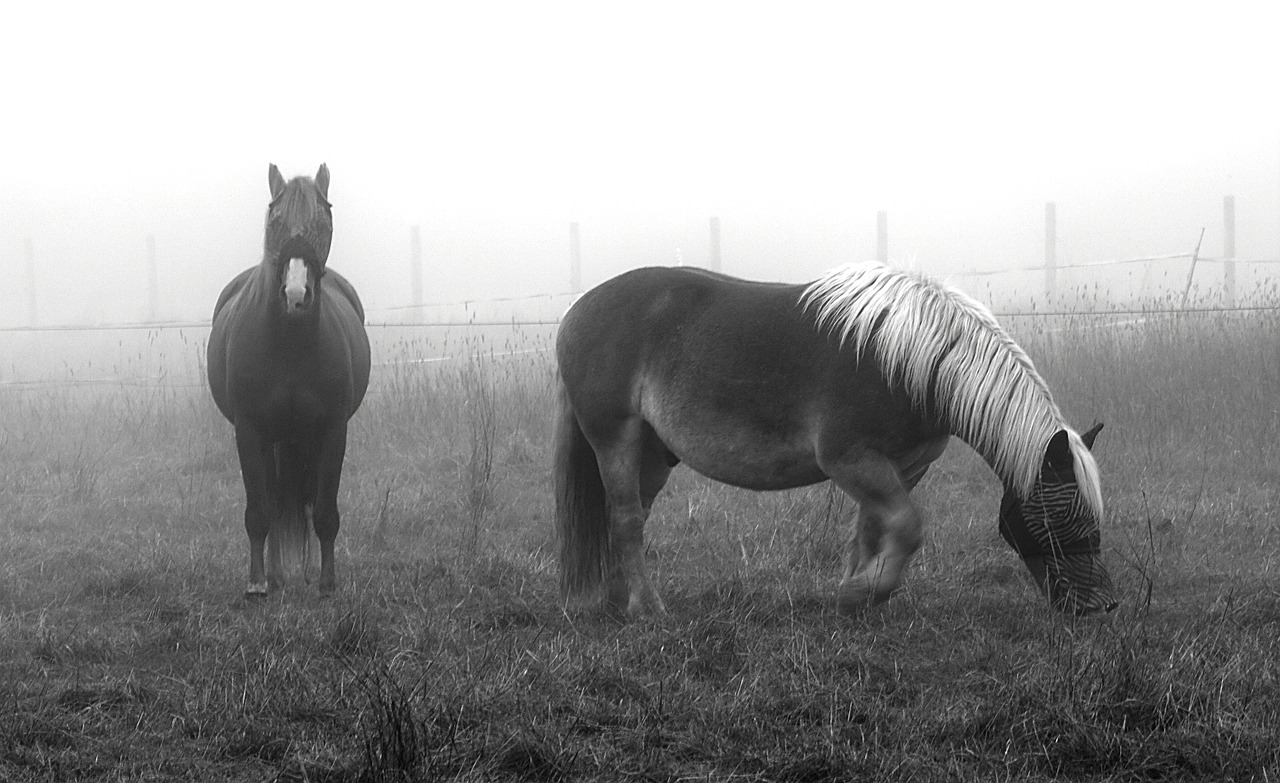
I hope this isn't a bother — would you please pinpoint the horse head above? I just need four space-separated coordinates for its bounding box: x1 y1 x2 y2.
998 422 1117 615
264 163 332 319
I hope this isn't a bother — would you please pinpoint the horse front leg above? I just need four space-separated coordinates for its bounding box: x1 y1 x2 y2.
821 447 924 612
312 422 348 595
235 424 277 598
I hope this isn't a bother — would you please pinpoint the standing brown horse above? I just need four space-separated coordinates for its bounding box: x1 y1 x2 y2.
555 263 1116 617
207 164 371 596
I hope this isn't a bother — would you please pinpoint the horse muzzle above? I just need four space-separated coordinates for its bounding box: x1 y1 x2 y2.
1022 553 1119 616
282 257 313 316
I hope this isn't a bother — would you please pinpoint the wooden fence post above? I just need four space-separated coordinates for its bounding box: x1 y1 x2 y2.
1223 195 1236 306
1044 202 1057 301
24 237 37 326
876 210 888 264
709 216 722 272
409 225 423 311
569 222 582 293
146 234 158 321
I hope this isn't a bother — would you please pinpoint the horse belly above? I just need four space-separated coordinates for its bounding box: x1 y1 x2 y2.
245 382 331 440
684 445 826 491
645 405 825 490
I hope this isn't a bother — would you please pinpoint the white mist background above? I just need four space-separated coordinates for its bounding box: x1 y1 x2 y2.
2 2 1277 327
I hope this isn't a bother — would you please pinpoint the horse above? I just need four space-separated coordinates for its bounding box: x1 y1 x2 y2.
554 262 1116 617
207 163 371 597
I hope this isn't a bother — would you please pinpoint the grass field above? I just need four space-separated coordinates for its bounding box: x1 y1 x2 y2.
1 298 1279 781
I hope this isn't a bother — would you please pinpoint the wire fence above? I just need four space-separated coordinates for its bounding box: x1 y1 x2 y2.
1 298 1278 333
2 253 1278 393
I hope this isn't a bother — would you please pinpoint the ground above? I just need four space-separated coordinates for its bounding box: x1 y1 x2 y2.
1 312 1278 781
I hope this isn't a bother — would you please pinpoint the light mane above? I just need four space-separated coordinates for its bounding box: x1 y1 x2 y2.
801 262 1103 520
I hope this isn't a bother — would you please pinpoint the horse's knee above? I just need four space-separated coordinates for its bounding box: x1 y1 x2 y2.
611 514 646 554
857 497 921 550
854 501 922 555
885 505 924 554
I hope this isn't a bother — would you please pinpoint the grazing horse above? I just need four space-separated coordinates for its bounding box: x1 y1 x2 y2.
207 163 371 597
555 263 1116 616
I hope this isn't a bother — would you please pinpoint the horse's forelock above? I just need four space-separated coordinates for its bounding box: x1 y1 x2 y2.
1066 429 1105 524
277 175 330 215
266 175 333 260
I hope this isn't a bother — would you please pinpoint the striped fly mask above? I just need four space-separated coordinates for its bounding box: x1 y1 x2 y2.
998 423 1117 616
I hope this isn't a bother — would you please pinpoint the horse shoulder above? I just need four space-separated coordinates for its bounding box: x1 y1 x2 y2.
323 268 366 323
212 267 257 321
319 269 372 411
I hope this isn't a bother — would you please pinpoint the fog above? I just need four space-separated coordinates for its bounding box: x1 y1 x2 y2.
2 3 1278 332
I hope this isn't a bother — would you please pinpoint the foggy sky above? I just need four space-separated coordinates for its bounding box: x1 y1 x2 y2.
2 3 1278 326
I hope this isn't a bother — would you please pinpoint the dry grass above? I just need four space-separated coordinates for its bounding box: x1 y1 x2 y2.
1 295 1279 781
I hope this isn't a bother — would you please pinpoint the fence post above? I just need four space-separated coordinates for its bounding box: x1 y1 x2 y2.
569 221 582 293
24 237 37 326
876 210 888 264
709 216 722 272
409 225 423 311
146 234 158 321
1044 202 1057 301
1223 195 1236 306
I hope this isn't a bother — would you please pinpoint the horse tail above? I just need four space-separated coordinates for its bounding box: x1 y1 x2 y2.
554 378 612 605
274 442 312 575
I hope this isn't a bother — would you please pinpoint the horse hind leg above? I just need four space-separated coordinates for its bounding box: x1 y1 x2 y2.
596 420 673 616
640 440 676 515
822 447 925 612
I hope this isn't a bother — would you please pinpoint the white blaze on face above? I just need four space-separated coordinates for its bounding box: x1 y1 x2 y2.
284 257 309 311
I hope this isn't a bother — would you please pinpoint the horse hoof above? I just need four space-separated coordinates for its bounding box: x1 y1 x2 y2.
836 584 890 614
631 598 668 618
245 582 269 599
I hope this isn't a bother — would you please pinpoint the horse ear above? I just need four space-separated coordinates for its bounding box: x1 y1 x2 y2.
1044 429 1073 473
315 164 330 200
1081 422 1104 450
268 164 285 202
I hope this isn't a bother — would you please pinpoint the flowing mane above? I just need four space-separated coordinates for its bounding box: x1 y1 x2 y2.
801 262 1103 520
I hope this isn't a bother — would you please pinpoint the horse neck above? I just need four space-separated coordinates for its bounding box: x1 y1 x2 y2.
802 262 1067 502
914 324 1065 500
949 383 1064 505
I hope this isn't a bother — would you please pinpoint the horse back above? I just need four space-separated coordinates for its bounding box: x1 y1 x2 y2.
559 266 829 419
